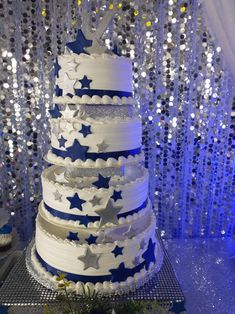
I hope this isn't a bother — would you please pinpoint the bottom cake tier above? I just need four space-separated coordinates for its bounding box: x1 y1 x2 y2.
31 210 163 295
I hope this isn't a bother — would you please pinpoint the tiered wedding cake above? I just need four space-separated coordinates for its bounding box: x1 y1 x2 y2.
31 26 162 294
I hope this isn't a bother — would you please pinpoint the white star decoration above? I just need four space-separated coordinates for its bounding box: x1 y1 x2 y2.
51 121 62 138
64 121 74 133
77 247 101 270
57 72 76 96
61 105 73 119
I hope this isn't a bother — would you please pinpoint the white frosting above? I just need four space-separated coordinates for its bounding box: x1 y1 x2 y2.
53 95 133 105
42 164 148 217
50 116 142 153
46 150 144 168
55 53 132 101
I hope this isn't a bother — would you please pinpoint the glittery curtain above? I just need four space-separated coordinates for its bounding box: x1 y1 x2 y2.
0 0 234 241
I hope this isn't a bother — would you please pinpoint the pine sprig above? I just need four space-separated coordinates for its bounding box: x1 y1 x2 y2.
43 272 167 314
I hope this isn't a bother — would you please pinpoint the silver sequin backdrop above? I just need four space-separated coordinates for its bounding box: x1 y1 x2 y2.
0 0 234 242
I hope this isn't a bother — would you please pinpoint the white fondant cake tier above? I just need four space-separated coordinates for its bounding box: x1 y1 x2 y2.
49 116 141 157
32 212 161 294
0 233 12 247
41 164 148 220
39 200 152 234
54 53 133 104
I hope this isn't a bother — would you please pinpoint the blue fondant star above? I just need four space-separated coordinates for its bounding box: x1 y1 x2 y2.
109 262 131 282
67 231 80 241
142 238 156 270
92 174 111 189
54 57 61 77
54 85 63 96
79 124 92 138
58 135 67 147
111 190 122 202
112 45 121 56
79 75 92 89
66 192 86 211
66 139 89 161
169 301 186 314
111 245 124 258
66 29 92 55
49 104 62 118
85 234 98 245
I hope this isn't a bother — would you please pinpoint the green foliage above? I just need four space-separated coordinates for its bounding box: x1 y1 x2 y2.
44 272 167 314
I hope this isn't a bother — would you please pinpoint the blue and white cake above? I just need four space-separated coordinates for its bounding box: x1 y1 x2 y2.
32 26 162 295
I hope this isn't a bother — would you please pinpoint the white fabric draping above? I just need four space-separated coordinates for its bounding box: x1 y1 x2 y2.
202 0 235 83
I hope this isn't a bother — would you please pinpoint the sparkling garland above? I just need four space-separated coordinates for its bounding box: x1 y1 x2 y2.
0 0 234 240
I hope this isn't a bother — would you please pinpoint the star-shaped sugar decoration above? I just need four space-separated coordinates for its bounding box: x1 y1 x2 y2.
57 72 76 97
92 174 111 189
66 139 89 162
51 121 63 137
61 105 73 119
95 199 122 227
78 75 92 89
96 140 109 152
58 135 67 148
111 190 122 202
54 58 61 77
54 171 68 183
67 231 80 241
109 262 132 283
64 121 75 133
124 224 138 239
53 190 62 202
111 245 124 258
67 192 86 211
66 29 92 55
67 58 80 72
142 238 156 270
79 124 92 138
89 195 102 207
49 104 62 119
78 247 101 271
85 234 98 245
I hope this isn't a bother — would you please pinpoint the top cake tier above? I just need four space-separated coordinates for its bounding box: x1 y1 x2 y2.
53 53 133 105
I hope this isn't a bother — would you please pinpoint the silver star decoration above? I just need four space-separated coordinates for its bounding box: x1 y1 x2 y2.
124 224 138 239
97 140 109 152
140 239 146 250
78 247 101 270
67 59 80 72
82 11 115 54
95 199 122 228
133 256 140 266
64 121 74 133
51 121 62 137
53 190 62 202
85 38 108 54
89 195 102 207
54 172 68 183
